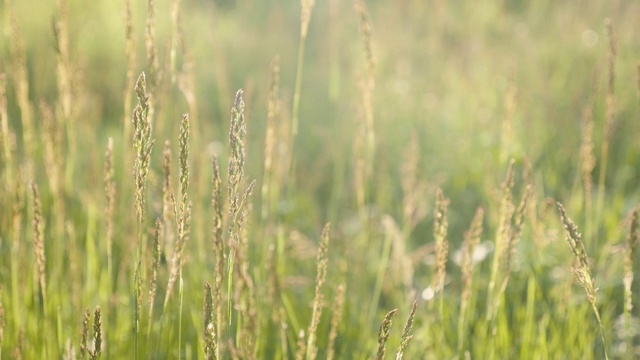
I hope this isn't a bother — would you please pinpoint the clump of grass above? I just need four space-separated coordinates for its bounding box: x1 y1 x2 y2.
556 201 608 360
374 308 397 360
305 223 331 360
396 300 418 360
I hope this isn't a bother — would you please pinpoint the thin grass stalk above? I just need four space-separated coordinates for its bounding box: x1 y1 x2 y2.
291 0 315 137
556 202 608 360
0 73 13 185
123 0 136 163
211 155 224 358
375 309 397 360
623 208 639 360
486 161 515 322
580 104 595 243
457 208 484 355
262 55 280 221
10 15 35 166
354 0 376 181
305 224 331 360
9 169 25 337
595 19 616 252
31 182 47 315
326 284 345 360
104 138 115 293
147 218 162 339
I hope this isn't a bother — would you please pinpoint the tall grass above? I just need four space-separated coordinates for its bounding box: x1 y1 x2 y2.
1 0 640 358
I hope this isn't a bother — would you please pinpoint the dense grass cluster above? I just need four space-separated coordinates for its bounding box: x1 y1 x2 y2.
1 0 640 358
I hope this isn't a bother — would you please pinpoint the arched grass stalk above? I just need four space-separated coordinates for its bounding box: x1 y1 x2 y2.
556 202 608 360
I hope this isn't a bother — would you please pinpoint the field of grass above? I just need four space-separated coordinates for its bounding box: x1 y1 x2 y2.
1 0 640 358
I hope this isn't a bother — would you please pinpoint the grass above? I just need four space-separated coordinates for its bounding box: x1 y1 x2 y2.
1 0 640 358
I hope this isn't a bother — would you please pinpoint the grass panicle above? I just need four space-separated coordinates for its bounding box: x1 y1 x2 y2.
123 0 136 145
295 330 306 360
203 281 217 360
31 182 47 311
457 207 484 353
396 300 418 360
132 72 154 225
211 155 224 355
262 55 281 221
326 284 345 360
81 308 90 358
431 188 449 312
305 223 331 360
556 201 608 360
375 308 397 360
148 218 162 331
104 137 115 289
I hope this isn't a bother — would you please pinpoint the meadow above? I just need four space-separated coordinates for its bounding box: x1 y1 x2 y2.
0 0 639 358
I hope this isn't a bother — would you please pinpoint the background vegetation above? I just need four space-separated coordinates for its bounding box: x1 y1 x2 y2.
0 0 639 358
